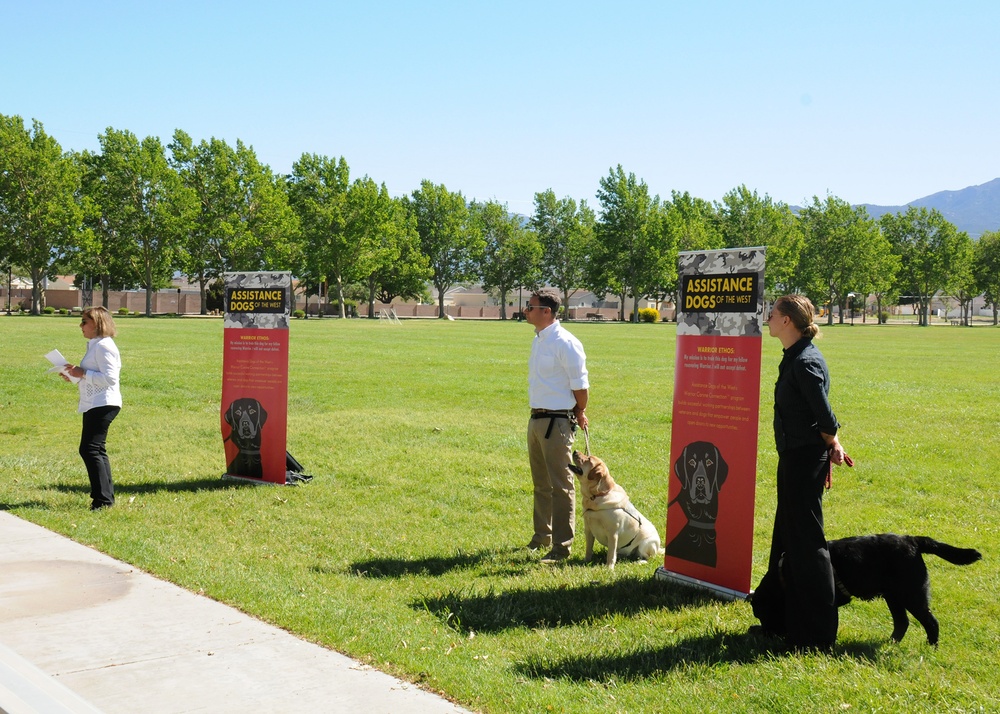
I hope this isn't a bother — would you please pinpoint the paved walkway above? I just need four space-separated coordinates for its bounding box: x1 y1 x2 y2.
0 512 473 713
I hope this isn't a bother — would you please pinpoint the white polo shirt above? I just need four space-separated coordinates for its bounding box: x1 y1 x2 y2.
528 321 589 410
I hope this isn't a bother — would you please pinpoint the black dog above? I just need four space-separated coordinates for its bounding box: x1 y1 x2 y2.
665 441 728 567
752 534 982 645
224 398 268 478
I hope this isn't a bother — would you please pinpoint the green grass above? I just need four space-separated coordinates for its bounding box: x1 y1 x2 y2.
2 315 998 713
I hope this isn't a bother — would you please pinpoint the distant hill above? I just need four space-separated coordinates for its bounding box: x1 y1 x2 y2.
858 178 1000 238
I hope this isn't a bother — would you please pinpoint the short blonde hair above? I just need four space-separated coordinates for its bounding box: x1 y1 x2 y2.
773 294 819 339
82 306 117 338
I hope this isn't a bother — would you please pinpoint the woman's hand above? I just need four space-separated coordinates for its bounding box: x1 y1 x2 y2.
63 365 85 380
825 434 846 465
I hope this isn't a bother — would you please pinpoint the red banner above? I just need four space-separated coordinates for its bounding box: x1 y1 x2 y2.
660 249 766 598
221 272 291 485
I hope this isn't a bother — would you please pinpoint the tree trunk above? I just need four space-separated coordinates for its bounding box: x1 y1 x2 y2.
30 271 43 315
499 289 508 320
336 276 346 319
101 275 110 309
199 273 208 315
437 284 446 318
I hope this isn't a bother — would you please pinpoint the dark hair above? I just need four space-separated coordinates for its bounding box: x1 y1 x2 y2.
530 288 561 312
82 306 118 338
774 294 819 339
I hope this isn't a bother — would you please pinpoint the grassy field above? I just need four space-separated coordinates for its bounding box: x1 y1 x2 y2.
1 315 998 713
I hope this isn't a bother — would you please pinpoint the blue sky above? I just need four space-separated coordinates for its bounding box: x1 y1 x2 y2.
4 1 998 214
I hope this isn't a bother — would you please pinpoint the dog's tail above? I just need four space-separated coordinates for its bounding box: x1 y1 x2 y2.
915 536 982 566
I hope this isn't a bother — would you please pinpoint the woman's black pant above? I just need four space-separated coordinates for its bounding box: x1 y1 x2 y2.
767 443 838 648
80 405 121 509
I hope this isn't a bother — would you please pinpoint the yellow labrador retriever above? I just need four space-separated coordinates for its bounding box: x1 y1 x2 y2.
569 451 662 569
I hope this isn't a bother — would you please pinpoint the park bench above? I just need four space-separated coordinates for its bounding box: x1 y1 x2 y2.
587 312 607 321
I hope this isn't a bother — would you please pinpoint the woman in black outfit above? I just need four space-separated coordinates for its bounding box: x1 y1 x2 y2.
762 294 847 650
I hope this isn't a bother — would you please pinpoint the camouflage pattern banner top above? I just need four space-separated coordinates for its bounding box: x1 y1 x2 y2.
221 272 292 485
660 247 766 599
677 248 766 338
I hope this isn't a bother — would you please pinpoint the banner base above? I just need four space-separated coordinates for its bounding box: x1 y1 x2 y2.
655 567 749 602
220 471 313 486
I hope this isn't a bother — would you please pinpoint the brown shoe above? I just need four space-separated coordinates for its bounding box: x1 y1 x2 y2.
540 549 570 564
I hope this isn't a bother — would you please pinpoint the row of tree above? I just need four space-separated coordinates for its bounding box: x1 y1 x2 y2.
2 114 999 325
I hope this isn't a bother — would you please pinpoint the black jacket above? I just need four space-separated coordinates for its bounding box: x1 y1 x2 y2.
773 337 839 453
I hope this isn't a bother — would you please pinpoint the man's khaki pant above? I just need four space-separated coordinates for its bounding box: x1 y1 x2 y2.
527 415 576 553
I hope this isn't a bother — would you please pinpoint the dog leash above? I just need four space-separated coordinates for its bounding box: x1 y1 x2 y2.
825 447 854 489
582 425 591 456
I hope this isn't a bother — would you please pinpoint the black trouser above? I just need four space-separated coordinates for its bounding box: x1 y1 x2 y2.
767 443 838 648
80 405 121 508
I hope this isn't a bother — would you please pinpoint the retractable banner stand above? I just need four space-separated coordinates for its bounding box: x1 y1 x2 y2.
221 272 291 485
657 248 766 599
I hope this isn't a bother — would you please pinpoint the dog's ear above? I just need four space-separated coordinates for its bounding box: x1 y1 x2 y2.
224 402 236 426
591 461 613 497
675 445 692 487
712 445 729 487
256 402 268 426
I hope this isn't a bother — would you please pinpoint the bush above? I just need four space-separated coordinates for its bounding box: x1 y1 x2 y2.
58 308 69 315
879 311 889 324
638 307 660 323
118 307 129 315
293 309 305 319
42 306 56 314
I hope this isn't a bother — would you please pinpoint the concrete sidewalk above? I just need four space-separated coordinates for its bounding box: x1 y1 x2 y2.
0 512 472 713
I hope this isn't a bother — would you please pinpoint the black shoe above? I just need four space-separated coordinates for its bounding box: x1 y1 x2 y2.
526 539 551 551
90 502 113 511
540 549 570 564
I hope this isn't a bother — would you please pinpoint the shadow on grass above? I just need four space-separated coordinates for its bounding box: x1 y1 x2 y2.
42 478 242 496
0 501 51 511
417 575 717 633
515 632 885 681
349 551 492 578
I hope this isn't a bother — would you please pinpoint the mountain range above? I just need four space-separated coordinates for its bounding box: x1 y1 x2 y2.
856 177 1000 238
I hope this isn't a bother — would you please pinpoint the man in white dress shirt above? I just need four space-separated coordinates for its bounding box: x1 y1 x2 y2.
524 288 589 563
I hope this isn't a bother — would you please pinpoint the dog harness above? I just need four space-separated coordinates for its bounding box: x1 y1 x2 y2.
586 501 645 550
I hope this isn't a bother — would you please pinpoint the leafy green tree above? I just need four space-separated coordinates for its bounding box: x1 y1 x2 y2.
364 199 430 314
947 231 977 325
667 190 724 253
406 180 481 318
287 154 350 316
77 149 144 308
797 195 885 324
880 207 967 326
90 128 197 316
864 230 901 324
593 166 665 322
226 140 299 273
530 190 594 314
974 230 1000 324
655 191 724 318
173 132 298 313
0 115 83 314
473 200 542 320
341 177 409 318
169 131 237 313
715 185 804 297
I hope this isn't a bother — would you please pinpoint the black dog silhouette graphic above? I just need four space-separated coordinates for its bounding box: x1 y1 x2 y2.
666 441 728 567
224 398 267 478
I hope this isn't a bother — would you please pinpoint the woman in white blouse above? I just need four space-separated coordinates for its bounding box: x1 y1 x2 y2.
62 306 123 510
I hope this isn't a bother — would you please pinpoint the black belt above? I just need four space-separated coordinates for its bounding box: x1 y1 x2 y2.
530 409 575 438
